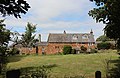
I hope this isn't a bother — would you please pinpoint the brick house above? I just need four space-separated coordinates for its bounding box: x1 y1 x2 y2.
35 30 95 54
16 30 95 54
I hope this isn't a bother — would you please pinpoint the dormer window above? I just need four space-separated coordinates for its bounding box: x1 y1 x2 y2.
82 34 88 39
73 35 78 40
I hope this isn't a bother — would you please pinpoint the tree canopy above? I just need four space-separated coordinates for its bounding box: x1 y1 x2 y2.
0 19 10 47
21 22 36 47
96 35 113 42
0 19 11 73
89 0 120 49
0 0 30 18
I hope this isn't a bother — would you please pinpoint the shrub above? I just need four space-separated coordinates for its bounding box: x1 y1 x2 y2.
90 49 98 53
80 50 85 53
80 46 87 52
20 65 51 78
63 45 72 55
97 42 111 50
9 48 20 55
71 49 77 54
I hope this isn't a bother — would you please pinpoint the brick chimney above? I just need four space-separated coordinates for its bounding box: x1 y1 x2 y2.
64 30 66 34
38 34 41 42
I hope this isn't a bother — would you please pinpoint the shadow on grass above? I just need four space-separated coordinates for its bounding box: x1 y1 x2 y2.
7 55 26 63
109 57 120 78
6 64 58 78
20 64 57 78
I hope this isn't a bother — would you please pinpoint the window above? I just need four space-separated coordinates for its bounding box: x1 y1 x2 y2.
55 46 59 49
73 35 78 40
82 34 88 39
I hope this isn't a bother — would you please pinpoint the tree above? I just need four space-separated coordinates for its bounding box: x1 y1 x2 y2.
0 0 30 18
10 31 22 47
97 42 111 50
0 19 11 74
96 35 113 42
89 0 120 49
21 22 36 48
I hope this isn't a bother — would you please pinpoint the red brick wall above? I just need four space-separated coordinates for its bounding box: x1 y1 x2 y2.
45 43 95 54
18 43 95 55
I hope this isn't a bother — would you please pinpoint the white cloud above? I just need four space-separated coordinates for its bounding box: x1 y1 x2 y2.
27 0 93 21
3 0 104 41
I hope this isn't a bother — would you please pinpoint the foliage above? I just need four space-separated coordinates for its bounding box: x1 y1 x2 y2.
10 31 22 47
97 42 111 50
71 49 77 54
90 48 98 53
80 46 87 52
0 0 30 18
96 35 113 42
102 58 112 78
63 45 72 55
21 22 36 47
0 19 10 74
8 48 20 55
20 66 51 78
89 0 120 50
0 20 11 47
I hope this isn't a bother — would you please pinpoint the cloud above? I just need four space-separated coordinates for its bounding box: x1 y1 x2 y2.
27 0 93 21
36 20 105 40
3 0 104 41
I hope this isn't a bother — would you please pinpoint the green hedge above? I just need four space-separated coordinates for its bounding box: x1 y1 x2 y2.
97 42 111 50
63 45 72 55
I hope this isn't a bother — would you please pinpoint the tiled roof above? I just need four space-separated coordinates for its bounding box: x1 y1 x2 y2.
48 33 95 43
36 42 48 46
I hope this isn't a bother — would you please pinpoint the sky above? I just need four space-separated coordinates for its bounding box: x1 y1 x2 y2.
3 0 105 41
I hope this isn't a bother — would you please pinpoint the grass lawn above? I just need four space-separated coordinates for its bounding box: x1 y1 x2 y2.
7 50 119 78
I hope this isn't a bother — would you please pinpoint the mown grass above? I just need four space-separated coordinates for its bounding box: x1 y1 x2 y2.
7 50 119 78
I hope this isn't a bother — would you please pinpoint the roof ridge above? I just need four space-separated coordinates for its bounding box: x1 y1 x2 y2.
49 33 90 34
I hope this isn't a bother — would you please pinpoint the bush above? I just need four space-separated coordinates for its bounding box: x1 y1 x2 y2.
71 49 77 54
20 65 51 78
97 42 111 50
8 48 20 55
63 45 72 55
90 49 98 53
80 46 87 52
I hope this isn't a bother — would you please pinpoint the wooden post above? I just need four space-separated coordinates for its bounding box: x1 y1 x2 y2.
95 71 101 78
